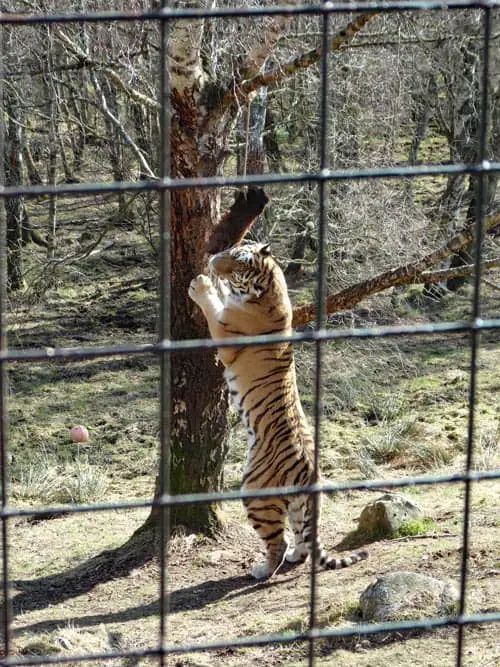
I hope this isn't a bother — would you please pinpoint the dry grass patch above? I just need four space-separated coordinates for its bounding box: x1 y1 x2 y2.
4 259 499 666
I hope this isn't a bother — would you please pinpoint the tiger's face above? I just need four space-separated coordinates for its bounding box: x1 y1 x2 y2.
209 242 273 300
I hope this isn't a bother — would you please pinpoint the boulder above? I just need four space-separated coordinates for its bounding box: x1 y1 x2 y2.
360 571 459 622
357 493 422 539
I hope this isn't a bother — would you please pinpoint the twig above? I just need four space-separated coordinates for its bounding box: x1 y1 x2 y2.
204 12 378 132
387 533 458 543
89 71 157 179
53 28 159 111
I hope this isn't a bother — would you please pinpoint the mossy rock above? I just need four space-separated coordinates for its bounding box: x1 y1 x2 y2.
357 493 422 540
396 517 437 537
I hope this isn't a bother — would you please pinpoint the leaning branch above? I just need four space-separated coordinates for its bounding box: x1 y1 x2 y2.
292 214 500 327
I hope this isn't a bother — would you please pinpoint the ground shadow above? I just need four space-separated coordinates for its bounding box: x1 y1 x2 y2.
12 523 299 629
12 525 157 615
12 527 368 619
334 530 374 551
316 626 445 658
13 565 297 637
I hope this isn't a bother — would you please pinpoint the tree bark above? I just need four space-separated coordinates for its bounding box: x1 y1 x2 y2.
163 185 231 534
4 92 26 291
141 13 236 536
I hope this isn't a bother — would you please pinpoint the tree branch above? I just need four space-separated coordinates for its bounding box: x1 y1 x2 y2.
53 28 160 111
89 71 157 179
291 214 500 327
419 257 499 283
210 10 377 126
241 4 301 80
241 12 377 96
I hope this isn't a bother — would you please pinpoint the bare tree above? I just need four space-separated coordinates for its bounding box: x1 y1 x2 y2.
4 87 26 291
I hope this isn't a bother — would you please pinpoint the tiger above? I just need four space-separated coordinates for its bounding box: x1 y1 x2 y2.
188 241 368 579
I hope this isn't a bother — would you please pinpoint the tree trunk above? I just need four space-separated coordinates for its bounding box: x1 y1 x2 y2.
164 183 231 534
446 168 499 291
143 68 235 537
445 81 500 291
246 86 267 176
263 107 284 173
102 78 127 212
4 94 26 291
64 75 88 174
46 83 58 259
425 32 483 295
125 196 231 548
22 141 43 185
285 224 313 280
408 74 437 165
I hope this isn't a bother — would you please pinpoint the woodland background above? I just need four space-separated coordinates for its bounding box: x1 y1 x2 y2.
1 1 499 664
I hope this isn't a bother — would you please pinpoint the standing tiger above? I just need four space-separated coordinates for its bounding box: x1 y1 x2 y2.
189 241 368 579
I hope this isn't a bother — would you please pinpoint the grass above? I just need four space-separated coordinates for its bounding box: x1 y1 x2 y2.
11 453 111 505
279 601 362 635
360 418 421 463
11 457 62 505
3 203 499 666
474 425 500 470
7 354 160 501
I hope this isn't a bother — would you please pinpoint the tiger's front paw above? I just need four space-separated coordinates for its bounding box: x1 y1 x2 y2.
188 274 215 305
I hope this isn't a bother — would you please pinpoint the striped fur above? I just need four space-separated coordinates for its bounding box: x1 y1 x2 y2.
189 242 368 579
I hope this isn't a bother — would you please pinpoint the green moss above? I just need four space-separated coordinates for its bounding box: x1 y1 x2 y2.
395 518 437 538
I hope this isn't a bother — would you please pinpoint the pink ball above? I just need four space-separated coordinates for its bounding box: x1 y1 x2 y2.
71 425 89 443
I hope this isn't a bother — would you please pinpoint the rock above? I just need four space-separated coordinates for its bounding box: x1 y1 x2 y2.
357 493 422 539
360 571 459 622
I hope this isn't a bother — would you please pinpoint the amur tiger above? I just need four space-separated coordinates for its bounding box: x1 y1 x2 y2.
189 241 368 579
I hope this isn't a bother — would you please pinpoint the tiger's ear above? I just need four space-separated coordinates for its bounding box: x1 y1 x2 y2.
259 243 271 256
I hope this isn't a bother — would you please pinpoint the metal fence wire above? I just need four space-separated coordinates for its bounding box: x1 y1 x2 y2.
1 1 500 666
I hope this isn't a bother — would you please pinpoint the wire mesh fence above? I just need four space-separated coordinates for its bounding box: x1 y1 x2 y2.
1 1 499 666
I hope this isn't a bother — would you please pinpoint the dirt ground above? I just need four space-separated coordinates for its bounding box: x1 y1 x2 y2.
7 475 499 666
4 230 499 666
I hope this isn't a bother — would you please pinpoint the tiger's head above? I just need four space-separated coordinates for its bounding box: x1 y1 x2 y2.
209 241 277 301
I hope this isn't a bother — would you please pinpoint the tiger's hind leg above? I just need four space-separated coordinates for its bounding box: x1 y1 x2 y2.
244 497 288 579
285 495 311 564
297 494 369 570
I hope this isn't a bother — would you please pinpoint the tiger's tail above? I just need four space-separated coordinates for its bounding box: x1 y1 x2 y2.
319 549 369 570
